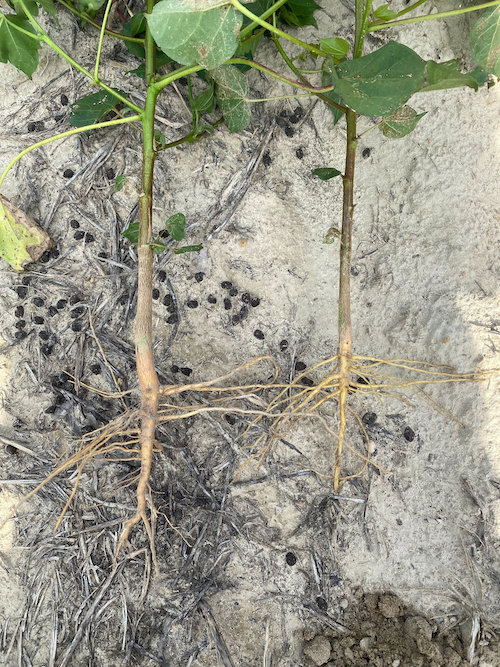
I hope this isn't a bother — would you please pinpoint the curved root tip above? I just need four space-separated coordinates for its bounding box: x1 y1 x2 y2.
115 511 159 576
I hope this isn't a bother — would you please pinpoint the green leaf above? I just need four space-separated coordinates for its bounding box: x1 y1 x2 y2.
234 31 263 72
312 168 342 180
155 129 167 149
122 221 139 244
114 175 127 192
0 197 53 270
70 89 129 128
127 52 172 78
421 59 488 92
192 84 215 114
323 226 341 244
150 239 167 254
332 41 426 117
379 105 426 139
212 65 251 133
470 5 500 77
319 37 350 59
146 0 242 70
0 15 40 78
174 244 203 254
76 0 107 14
165 213 186 241
38 0 56 15
321 67 344 125
279 0 320 28
372 3 397 21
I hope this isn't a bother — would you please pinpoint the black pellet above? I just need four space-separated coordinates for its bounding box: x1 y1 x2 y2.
32 297 44 307
55 395 65 406
105 167 115 180
85 232 95 244
180 367 192 377
357 376 370 385
295 361 306 372
229 287 238 297
223 298 232 310
70 219 80 229
362 147 371 158
279 339 288 352
286 552 297 566
5 444 17 455
187 300 198 309
152 288 160 300
63 168 74 179
207 294 217 304
167 314 178 324
97 251 107 258
16 286 28 298
253 329 264 340
15 306 24 318
39 331 49 341
33 316 44 325
166 304 176 314
221 280 232 289
70 306 85 318
403 426 415 442
232 314 240 324
50 247 60 259
241 292 251 304
316 597 328 611
362 412 377 426
15 320 26 329
178 77 188 85
250 297 260 308
194 272 204 283
21 276 31 285
12 418 24 430
158 270 167 282
296 147 304 160
54 114 64 122
60 94 69 106
39 251 51 263
262 151 272 167
163 294 173 306
284 125 294 137
225 414 236 425
239 305 248 320
55 300 67 312
74 230 85 240
69 294 81 305
45 405 57 414
71 321 82 332
15 331 28 340
171 364 179 373
48 306 58 317
351 267 359 276
302 377 314 387
27 122 36 132
41 344 53 356
90 363 101 375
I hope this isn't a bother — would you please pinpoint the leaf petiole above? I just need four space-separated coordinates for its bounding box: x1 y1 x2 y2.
368 0 500 31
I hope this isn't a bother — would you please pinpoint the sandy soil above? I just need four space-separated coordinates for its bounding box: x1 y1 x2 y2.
0 0 499 665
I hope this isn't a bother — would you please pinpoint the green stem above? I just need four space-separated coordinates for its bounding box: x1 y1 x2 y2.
369 0 500 31
56 0 144 43
239 0 289 40
354 0 365 57
354 0 373 58
0 116 141 191
231 0 325 57
94 0 114 82
157 118 224 151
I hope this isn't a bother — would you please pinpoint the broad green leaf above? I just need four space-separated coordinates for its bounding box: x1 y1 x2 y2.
76 0 107 13
0 15 40 78
70 89 130 128
165 213 186 241
192 84 215 114
332 41 426 116
146 0 242 70
470 6 500 77
0 197 52 270
38 0 56 15
372 3 397 21
114 175 127 192
323 226 341 244
122 221 139 243
279 0 320 28
321 67 344 125
174 244 203 254
234 31 263 72
319 37 350 59
421 59 488 92
9 0 56 17
312 167 342 180
379 105 426 139
212 65 251 132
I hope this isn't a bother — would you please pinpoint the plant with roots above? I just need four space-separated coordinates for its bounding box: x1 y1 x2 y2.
0 0 499 570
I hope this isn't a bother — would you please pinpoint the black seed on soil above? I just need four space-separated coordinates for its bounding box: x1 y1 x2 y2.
194 272 204 283
241 292 251 303
178 77 188 85
286 552 297 566
229 287 238 297
152 288 160 300
158 270 167 282
187 300 198 309
97 251 108 259
163 294 173 307
22 276 31 285
253 329 264 340
362 412 377 426
284 125 294 137
85 232 95 244
167 314 178 324
330 574 342 586
295 361 306 372
27 122 36 132
16 286 28 298
171 365 179 373
69 294 81 305
207 294 217 304
221 281 232 289
39 331 49 341
180 367 192 377
71 321 82 332
296 147 304 160
39 251 51 263
250 297 260 308
5 444 17 455
357 376 370 385
48 306 58 317
70 306 85 318
90 363 101 375
15 331 28 340
63 168 74 179
165 304 175 314
159 229 170 239
15 320 26 329
106 167 115 180
239 305 248 320
74 230 85 240
351 267 359 276
396 518 403 526
225 414 236 425
55 395 65 406
60 94 69 106
280 110 289 118
50 247 60 259
15 306 24 318
45 405 57 414
302 377 314 387
41 344 53 355
33 316 44 325
54 114 64 122
12 419 24 430
279 339 288 352
223 298 232 310
316 597 328 611
362 147 371 158
32 297 44 307
262 151 272 167
403 426 415 442
70 219 80 229
232 314 240 324
292 106 303 119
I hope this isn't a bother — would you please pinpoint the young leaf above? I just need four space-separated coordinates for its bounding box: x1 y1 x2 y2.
0 196 54 270
76 0 107 14
146 0 242 70
122 221 139 244
165 213 186 242
174 244 203 254
421 59 488 92
212 65 251 133
70 89 130 128
332 41 426 116
192 84 215 114
312 168 342 180
323 226 341 244
379 106 426 139
114 175 127 192
470 5 500 77
319 37 350 59
279 0 320 28
155 129 167 149
0 15 41 78
372 3 397 21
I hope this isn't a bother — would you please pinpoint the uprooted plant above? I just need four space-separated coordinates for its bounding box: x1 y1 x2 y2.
0 0 499 569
